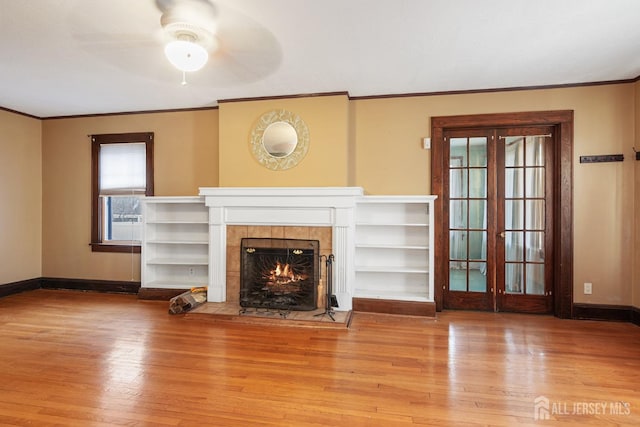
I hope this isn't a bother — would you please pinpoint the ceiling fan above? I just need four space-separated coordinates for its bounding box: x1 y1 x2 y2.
72 0 282 87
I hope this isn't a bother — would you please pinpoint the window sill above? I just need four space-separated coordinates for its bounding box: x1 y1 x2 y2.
90 243 141 254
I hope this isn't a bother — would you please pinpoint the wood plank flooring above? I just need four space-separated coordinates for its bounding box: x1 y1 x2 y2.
0 289 638 426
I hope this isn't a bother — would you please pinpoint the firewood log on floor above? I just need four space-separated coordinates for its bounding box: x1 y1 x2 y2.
168 288 207 314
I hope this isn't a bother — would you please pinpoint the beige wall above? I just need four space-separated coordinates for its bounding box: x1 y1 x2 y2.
41 110 218 281
635 80 640 309
0 110 42 283
218 95 350 187
6 82 638 308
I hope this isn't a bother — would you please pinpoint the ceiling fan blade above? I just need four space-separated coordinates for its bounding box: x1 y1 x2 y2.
194 2 282 85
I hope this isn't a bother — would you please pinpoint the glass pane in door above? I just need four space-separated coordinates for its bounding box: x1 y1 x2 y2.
449 136 488 293
503 135 546 295
527 264 545 295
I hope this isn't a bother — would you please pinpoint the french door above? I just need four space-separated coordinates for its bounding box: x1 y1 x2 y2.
442 126 554 313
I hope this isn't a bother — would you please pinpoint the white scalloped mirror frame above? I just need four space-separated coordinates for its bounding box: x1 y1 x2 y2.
250 109 309 170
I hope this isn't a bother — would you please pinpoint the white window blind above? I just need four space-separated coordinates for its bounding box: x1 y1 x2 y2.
99 143 146 195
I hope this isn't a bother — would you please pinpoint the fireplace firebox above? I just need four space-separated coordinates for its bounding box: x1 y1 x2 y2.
240 238 319 311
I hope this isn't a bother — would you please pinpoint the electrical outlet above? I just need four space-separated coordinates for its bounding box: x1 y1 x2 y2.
583 282 592 295
188 267 195 277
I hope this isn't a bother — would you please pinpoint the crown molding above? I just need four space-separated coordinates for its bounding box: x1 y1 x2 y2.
4 75 640 120
218 91 349 104
351 76 640 101
0 105 40 120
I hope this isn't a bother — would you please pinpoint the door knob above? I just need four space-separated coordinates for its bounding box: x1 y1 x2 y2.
498 231 506 238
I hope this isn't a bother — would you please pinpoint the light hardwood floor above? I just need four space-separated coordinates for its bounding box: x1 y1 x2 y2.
0 289 638 426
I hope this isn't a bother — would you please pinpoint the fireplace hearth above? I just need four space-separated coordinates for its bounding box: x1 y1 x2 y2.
240 238 319 311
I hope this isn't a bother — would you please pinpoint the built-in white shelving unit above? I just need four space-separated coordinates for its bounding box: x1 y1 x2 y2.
354 196 437 302
141 196 208 290
141 191 437 309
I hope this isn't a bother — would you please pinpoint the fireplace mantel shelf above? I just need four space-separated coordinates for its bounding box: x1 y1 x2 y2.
199 187 364 197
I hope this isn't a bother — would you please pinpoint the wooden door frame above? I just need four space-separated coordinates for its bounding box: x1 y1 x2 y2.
431 110 573 318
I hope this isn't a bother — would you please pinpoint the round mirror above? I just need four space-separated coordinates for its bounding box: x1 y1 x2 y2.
262 121 298 158
250 109 309 171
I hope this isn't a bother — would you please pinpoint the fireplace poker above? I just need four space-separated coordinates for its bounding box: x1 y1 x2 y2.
315 254 336 321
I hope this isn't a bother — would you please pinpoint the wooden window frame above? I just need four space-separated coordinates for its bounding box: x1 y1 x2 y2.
90 132 154 253
431 111 573 318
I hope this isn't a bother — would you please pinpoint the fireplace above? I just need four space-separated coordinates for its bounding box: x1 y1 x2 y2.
240 238 319 311
199 186 364 310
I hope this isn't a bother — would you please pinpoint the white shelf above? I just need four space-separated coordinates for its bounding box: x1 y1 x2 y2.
356 222 429 227
147 257 209 265
354 195 436 303
144 197 208 223
147 240 208 245
356 244 429 250
145 280 207 289
141 197 209 290
355 266 429 273
147 220 208 225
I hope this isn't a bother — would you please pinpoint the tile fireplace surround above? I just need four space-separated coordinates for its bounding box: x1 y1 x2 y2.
199 187 363 311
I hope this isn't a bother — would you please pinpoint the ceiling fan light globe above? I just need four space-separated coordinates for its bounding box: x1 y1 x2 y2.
164 40 208 72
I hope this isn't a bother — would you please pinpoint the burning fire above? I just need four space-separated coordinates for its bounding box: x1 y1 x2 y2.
268 261 307 285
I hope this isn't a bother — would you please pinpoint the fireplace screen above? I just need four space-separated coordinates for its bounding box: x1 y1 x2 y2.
240 238 319 311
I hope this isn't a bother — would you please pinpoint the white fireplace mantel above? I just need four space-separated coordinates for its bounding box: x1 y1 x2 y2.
199 187 364 310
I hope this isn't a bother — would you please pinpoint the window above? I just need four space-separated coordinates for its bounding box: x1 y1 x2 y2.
91 132 154 253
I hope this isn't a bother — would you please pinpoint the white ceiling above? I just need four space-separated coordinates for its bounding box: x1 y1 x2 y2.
1 0 639 118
